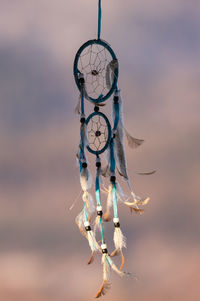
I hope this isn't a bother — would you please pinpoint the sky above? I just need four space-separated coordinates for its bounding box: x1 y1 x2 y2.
0 1 200 300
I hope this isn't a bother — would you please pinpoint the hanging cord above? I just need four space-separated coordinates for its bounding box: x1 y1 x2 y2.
95 154 125 298
78 73 86 165
97 0 102 39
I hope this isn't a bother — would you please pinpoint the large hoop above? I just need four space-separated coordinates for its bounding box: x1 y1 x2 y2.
74 39 118 104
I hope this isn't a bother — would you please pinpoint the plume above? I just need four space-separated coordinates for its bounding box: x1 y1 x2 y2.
113 227 126 269
75 95 81 115
106 59 118 90
80 167 92 192
103 184 113 222
95 254 111 298
136 170 156 175
112 93 128 180
124 128 144 149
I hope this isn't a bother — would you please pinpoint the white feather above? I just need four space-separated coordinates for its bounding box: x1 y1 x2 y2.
114 227 126 250
87 230 99 252
80 167 92 191
102 254 110 281
83 191 95 215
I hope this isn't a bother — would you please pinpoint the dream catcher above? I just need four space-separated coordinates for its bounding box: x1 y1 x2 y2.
72 0 152 298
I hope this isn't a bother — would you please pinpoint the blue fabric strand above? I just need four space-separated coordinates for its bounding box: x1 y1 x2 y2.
110 139 115 173
81 87 84 115
112 182 118 218
113 100 119 132
98 0 102 39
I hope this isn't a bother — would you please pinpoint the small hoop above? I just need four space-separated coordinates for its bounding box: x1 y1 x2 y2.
85 111 112 155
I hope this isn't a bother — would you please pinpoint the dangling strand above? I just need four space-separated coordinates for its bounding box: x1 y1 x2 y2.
112 90 150 213
109 132 126 270
94 155 125 298
75 74 99 261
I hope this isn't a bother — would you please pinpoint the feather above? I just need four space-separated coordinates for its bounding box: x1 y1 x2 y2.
80 167 92 191
106 59 118 89
75 95 81 115
95 280 111 298
103 184 113 222
69 189 82 211
124 196 150 207
136 170 156 175
124 128 144 149
112 93 129 180
95 254 111 298
129 207 144 215
87 230 100 252
101 148 110 178
75 210 87 239
114 227 126 250
110 249 119 257
116 182 127 202
113 227 126 269
120 250 125 270
83 191 95 215
88 251 95 265
80 122 88 147
101 164 110 177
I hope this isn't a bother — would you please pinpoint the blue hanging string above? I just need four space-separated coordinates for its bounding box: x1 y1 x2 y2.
79 86 86 171
113 100 119 132
81 86 85 115
98 0 102 39
110 139 115 173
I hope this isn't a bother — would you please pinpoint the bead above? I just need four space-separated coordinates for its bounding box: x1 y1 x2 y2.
101 243 107 250
94 106 99 112
85 225 91 231
80 117 85 124
102 248 108 254
114 95 119 103
97 206 102 211
96 161 101 168
113 217 119 223
97 211 103 216
114 222 120 228
82 162 87 168
101 244 108 253
110 175 116 183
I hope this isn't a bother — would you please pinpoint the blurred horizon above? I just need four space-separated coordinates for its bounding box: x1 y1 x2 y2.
0 1 200 300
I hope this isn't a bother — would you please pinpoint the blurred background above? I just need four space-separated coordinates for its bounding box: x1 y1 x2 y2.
0 0 200 300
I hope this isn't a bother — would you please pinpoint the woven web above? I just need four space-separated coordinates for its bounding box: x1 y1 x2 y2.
87 115 109 152
78 43 114 100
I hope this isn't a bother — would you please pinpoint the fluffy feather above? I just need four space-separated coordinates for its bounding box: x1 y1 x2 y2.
95 254 111 298
114 227 126 250
136 170 156 175
75 95 81 115
112 93 128 180
113 227 126 269
124 128 144 149
87 251 95 265
83 191 95 215
103 184 113 222
106 59 118 89
80 122 88 147
80 167 92 192
87 230 100 252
